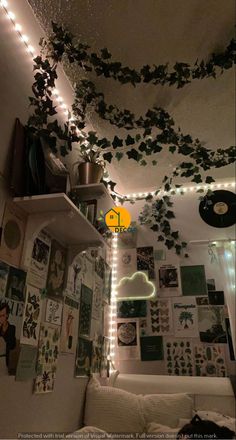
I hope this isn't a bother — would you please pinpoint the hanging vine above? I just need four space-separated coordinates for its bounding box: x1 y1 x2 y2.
26 22 236 256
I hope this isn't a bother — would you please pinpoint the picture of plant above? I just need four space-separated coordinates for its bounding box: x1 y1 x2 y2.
179 311 194 329
173 297 198 337
20 286 42 346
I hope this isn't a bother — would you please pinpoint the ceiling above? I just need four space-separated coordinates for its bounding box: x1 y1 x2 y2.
27 0 235 193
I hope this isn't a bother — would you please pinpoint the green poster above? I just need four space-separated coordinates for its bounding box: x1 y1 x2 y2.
117 300 147 318
140 336 163 361
180 265 207 296
15 345 37 381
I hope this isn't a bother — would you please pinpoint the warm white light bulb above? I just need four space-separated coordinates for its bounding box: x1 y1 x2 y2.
7 11 15 20
27 45 35 53
15 23 22 32
21 34 29 43
0 0 8 8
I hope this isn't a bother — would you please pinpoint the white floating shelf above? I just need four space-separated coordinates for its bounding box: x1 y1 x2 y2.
72 183 115 211
13 193 107 264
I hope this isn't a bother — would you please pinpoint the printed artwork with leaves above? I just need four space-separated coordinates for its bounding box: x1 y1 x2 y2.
164 339 194 376
45 299 63 326
173 297 198 337
103 262 111 305
66 253 85 300
91 334 103 374
75 337 92 377
92 274 103 320
194 345 227 377
198 306 227 343
79 284 93 338
46 240 67 299
34 323 60 393
60 296 79 354
137 246 155 279
20 286 42 346
147 298 173 335
100 336 110 377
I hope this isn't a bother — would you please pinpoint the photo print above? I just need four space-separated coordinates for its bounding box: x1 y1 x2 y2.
5 267 26 302
137 246 155 279
196 296 209 306
208 290 225 306
95 255 105 280
0 261 9 298
75 337 92 377
164 339 194 376
46 240 67 299
140 336 163 361
173 297 198 338
82 255 94 290
158 264 180 297
194 344 227 377
147 298 173 335
207 279 216 291
27 230 51 289
180 265 207 296
60 296 79 354
198 306 227 343
20 285 42 346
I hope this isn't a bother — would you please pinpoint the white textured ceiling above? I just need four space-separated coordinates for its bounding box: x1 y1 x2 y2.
27 0 235 193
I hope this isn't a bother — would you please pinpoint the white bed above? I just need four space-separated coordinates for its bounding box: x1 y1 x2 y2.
108 371 235 417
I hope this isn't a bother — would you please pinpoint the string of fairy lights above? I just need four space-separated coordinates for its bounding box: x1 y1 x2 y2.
1 0 235 370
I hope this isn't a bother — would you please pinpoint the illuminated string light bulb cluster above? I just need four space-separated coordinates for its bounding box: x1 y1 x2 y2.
0 1 70 118
107 181 235 202
109 233 118 368
226 241 236 290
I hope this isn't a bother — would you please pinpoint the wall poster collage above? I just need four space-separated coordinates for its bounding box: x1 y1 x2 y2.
0 201 112 392
115 245 233 377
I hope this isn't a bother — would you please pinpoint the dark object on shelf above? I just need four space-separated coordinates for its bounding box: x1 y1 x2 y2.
10 118 26 196
25 131 46 195
43 148 70 194
78 162 103 184
85 199 97 225
199 190 236 228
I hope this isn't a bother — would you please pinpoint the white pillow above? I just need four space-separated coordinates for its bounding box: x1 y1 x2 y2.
141 393 193 428
84 377 145 433
147 422 178 438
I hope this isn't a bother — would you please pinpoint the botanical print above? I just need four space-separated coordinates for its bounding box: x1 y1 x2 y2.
117 248 137 279
137 246 155 279
91 334 103 374
158 264 181 297
147 298 173 335
34 323 60 393
103 262 111 305
117 320 140 359
95 255 105 280
15 345 37 381
66 253 84 301
78 284 93 338
198 306 227 343
0 298 24 374
45 299 63 326
180 265 207 296
140 336 163 361
100 336 110 377
75 337 92 377
194 345 227 377
60 296 79 354
27 231 51 289
208 290 224 305
117 300 147 319
164 339 194 376
5 267 26 302
20 286 42 346
46 240 67 299
173 297 198 338
92 274 103 320
0 261 9 298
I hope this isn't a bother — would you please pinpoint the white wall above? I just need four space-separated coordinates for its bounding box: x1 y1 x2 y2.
0 2 87 437
115 194 236 376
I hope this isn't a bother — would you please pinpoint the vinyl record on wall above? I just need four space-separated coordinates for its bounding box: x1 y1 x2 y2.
199 190 236 228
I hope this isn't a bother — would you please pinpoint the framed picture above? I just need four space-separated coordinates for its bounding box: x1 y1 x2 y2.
85 199 97 225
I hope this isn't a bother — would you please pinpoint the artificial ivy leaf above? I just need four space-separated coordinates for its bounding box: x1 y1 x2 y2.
196 189 204 193
125 135 135 145
103 152 113 163
135 134 141 142
205 176 215 184
165 239 174 249
165 210 175 219
140 160 147 166
181 242 187 248
169 146 176 154
115 152 123 161
150 224 159 232
158 235 164 242
152 160 157 166
175 244 182 255
60 145 68 157
112 136 123 148
100 48 112 59
87 131 98 145
171 231 179 239
127 148 142 161
192 174 202 183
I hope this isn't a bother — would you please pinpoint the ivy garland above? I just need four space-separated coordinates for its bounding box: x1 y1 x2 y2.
48 22 236 88
26 22 236 256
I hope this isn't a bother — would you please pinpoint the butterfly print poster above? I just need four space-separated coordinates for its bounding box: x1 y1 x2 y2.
164 338 194 376
20 285 42 346
147 299 173 335
173 297 198 338
34 323 60 393
137 247 155 279
194 344 227 377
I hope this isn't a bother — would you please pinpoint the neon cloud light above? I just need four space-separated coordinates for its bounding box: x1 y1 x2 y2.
117 271 156 301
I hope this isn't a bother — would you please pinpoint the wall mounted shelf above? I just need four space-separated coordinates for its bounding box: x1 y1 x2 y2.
13 192 107 268
71 183 115 212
